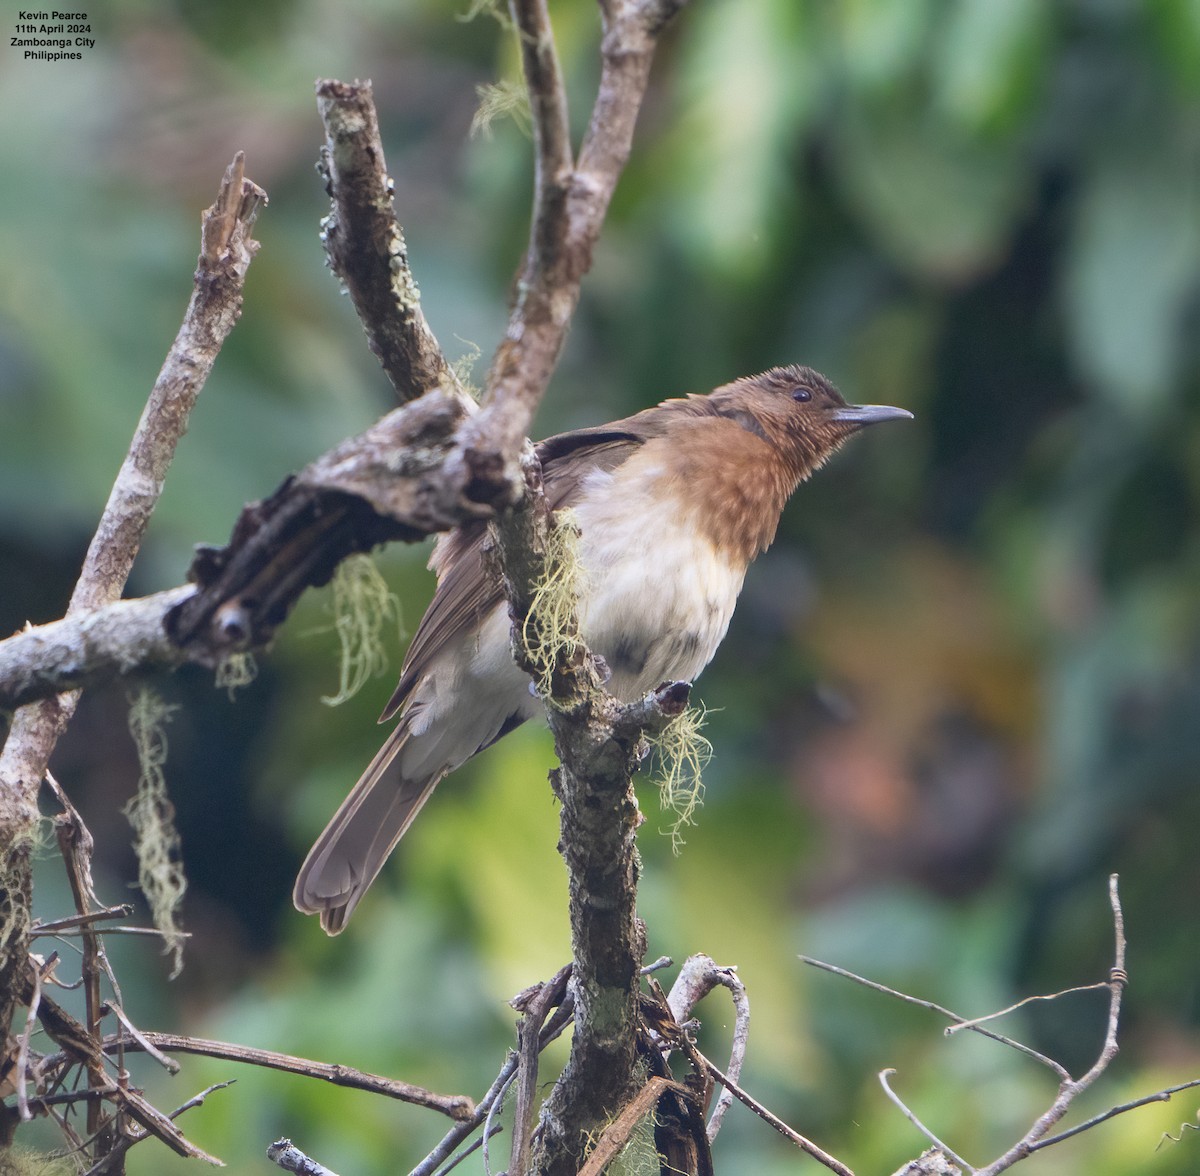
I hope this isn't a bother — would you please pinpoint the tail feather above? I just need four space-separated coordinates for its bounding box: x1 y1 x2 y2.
293 727 443 934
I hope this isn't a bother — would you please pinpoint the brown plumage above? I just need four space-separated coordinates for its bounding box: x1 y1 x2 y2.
295 365 912 933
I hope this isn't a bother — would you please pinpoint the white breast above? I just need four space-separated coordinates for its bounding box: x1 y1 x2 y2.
572 462 747 700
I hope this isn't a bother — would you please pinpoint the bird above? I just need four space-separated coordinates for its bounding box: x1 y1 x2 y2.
294 364 913 933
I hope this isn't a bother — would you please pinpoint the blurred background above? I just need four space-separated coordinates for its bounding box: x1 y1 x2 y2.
2 0 1200 1172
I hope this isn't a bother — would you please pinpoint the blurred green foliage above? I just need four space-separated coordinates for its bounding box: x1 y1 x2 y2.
3 0 1200 1173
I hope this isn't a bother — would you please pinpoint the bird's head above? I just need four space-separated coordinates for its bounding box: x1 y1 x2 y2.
703 364 913 482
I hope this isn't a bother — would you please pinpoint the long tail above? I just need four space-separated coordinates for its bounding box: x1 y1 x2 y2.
293 727 442 935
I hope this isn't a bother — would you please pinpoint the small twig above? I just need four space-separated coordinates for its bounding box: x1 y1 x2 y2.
101 1001 179 1074
974 874 1128 1175
510 0 573 282
268 1137 341 1176
1030 1077 1200 1151
412 1052 519 1176
42 925 191 940
482 1069 515 1176
641 955 673 975
48 771 112 1141
1157 1111 1200 1151
879 1070 974 1173
509 962 572 1175
31 906 135 935
799 957 1068 1080
14 955 48 1121
432 1124 504 1176
105 1032 472 1119
684 1042 854 1176
945 984 1110 1036
75 1079 237 1175
664 954 750 1142
169 1078 237 1118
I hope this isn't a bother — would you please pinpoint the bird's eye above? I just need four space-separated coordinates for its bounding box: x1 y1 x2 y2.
792 387 812 403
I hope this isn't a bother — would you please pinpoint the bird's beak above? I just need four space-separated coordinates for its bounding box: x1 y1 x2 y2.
830 404 914 428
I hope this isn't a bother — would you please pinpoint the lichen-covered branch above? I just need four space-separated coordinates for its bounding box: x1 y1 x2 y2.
456 0 693 503
316 78 460 403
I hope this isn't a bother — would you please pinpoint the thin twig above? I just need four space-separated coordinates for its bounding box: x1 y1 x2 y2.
31 906 135 935
431 1122 504 1176
483 1069 515 1176
1035 1077 1200 1151
945 984 1110 1036
684 1042 854 1176
411 1052 520 1176
509 962 572 1175
799 957 1069 1080
101 1001 179 1074
641 955 673 975
510 0 573 279
664 954 751 1142
974 874 1128 1175
879 1070 975 1172
48 771 112 1141
104 1032 472 1119
14 955 46 1121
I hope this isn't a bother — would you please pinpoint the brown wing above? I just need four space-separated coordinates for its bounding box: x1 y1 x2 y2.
378 414 669 722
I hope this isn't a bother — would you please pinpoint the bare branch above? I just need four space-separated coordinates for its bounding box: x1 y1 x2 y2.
458 0 693 499
1037 1077 1200 1151
974 875 1127 1175
685 1042 855 1176
315 79 458 402
0 149 264 774
799 956 1069 1080
508 963 572 1176
104 1031 473 1120
510 0 573 278
879 1070 974 1172
664 954 750 1142
412 1052 520 1176
0 152 266 1135
268 1137 342 1176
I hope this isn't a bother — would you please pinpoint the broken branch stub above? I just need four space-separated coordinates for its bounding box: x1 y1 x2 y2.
165 389 484 659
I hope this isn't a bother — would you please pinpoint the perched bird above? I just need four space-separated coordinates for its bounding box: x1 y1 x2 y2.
295 365 912 932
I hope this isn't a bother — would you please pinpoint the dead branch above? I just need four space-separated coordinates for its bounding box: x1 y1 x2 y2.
0 152 266 1144
879 1070 973 1172
508 963 572 1175
682 1040 854 1176
104 1032 473 1119
412 974 576 1176
162 386 479 660
973 874 1128 1175
664 953 750 1142
268 1137 342 1176
315 78 459 402
576 1076 695 1176
799 956 1068 1079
